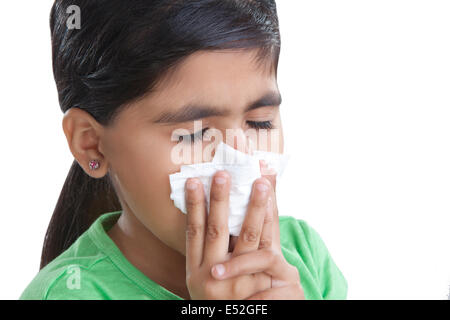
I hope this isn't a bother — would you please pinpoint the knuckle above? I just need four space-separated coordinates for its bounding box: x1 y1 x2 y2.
242 226 260 243
263 212 274 224
258 237 272 249
262 247 279 263
231 278 245 296
210 186 228 202
206 224 226 240
186 223 203 240
186 193 202 208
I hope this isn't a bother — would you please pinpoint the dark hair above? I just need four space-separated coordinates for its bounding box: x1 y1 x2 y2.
41 0 281 270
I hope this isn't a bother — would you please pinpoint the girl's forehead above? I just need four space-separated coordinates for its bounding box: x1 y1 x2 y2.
153 49 276 94
126 50 278 123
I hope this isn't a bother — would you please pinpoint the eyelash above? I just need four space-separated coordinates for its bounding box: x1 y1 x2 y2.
247 120 274 130
177 121 274 143
177 128 209 143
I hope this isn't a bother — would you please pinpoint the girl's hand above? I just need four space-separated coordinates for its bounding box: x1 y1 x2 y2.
185 170 272 299
211 248 305 300
184 162 305 300
212 160 305 300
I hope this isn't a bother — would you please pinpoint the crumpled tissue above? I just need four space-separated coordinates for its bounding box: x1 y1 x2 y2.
169 141 290 236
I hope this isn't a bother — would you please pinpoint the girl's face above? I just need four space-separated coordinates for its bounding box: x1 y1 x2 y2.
98 49 284 255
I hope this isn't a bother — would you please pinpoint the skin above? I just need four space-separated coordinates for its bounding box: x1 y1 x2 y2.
62 49 304 300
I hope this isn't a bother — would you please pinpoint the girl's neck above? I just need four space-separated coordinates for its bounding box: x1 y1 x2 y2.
107 208 191 300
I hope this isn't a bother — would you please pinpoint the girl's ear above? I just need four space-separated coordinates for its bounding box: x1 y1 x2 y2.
62 107 109 178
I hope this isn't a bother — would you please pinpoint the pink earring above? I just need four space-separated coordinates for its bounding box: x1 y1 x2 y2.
89 159 100 170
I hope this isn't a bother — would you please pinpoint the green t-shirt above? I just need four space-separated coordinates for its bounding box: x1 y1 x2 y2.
19 211 347 300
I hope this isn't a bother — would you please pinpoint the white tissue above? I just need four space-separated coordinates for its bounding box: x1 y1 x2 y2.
169 142 290 236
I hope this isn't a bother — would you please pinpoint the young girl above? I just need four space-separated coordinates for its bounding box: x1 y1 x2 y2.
20 0 347 300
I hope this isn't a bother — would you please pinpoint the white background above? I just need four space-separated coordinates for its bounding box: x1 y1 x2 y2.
0 1 449 299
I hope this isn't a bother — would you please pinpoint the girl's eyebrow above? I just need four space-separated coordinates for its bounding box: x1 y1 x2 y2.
153 91 282 124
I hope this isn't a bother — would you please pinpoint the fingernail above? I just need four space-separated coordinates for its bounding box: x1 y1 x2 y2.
212 264 225 277
215 177 227 185
256 182 269 193
186 179 198 190
214 172 228 185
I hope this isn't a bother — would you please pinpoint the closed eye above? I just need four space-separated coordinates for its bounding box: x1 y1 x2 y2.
177 127 209 143
177 120 274 144
247 120 274 130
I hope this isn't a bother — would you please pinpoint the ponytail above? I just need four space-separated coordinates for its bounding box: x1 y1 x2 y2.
40 160 121 270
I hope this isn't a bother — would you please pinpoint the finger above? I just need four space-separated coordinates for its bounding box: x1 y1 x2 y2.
211 248 296 282
185 178 206 271
268 183 281 252
253 272 273 293
259 160 281 251
245 285 304 300
258 196 273 250
259 160 277 191
203 170 231 266
231 177 271 257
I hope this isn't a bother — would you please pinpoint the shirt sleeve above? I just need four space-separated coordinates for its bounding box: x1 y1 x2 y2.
43 265 112 300
298 219 348 300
